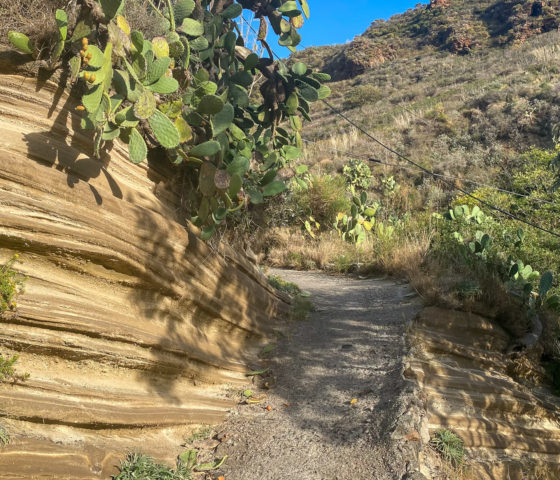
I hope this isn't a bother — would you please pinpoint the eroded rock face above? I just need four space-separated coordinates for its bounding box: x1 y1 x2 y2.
406 307 560 479
0 68 289 478
429 0 451 9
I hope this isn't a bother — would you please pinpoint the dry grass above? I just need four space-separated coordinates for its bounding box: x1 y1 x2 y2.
0 0 166 52
0 0 65 49
261 228 362 271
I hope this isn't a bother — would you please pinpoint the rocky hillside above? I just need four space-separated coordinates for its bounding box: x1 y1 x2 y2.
291 0 560 195
295 0 560 80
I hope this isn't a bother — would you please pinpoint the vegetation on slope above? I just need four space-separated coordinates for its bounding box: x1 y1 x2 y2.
242 0 560 402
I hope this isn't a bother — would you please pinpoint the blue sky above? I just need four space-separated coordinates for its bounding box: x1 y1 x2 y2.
292 0 423 50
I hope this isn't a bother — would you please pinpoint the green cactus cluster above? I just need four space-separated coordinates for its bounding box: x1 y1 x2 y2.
343 159 372 193
444 204 484 224
442 206 560 312
334 192 379 245
7 1 331 240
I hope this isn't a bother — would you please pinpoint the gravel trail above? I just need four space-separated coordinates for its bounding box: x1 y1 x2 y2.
215 270 423 480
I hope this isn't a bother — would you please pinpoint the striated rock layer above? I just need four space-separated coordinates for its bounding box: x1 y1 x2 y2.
406 307 560 479
0 65 289 478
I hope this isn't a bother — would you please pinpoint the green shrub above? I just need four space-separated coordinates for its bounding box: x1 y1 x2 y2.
268 275 302 296
0 353 28 383
343 84 383 108
0 255 24 314
291 175 350 226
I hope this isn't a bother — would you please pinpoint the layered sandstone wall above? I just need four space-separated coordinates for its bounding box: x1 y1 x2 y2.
0 63 289 478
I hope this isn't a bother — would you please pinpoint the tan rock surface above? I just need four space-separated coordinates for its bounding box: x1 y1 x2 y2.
0 67 289 478
406 307 560 479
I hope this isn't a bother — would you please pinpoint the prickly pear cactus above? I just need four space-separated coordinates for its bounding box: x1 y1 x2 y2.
7 0 330 239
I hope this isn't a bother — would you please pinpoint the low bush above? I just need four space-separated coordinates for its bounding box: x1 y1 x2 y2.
343 84 383 108
0 255 24 314
290 175 351 226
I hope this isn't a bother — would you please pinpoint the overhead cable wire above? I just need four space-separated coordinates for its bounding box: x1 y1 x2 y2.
319 99 560 239
301 138 559 207
241 18 560 238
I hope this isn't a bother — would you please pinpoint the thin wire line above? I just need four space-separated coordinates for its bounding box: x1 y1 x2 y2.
241 16 560 238
301 138 559 207
319 99 560 238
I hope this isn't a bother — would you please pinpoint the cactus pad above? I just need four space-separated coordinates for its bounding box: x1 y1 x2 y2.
84 45 104 69
180 18 204 37
174 117 193 143
212 103 234 136
174 0 196 23
128 128 148 164
147 76 179 94
146 57 171 85
133 90 157 120
99 0 124 20
8 32 34 55
148 110 180 149
82 84 103 113
152 37 169 58
197 95 224 115
190 140 221 158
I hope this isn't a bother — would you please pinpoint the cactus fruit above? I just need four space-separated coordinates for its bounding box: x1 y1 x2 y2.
76 105 85 111
148 110 180 148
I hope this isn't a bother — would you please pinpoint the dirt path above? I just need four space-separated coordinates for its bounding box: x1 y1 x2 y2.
215 270 423 480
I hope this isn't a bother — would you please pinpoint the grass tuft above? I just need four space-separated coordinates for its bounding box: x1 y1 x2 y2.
0 424 9 447
431 429 466 467
113 452 192 480
268 275 302 296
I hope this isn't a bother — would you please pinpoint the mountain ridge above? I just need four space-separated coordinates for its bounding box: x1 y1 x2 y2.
294 0 560 80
